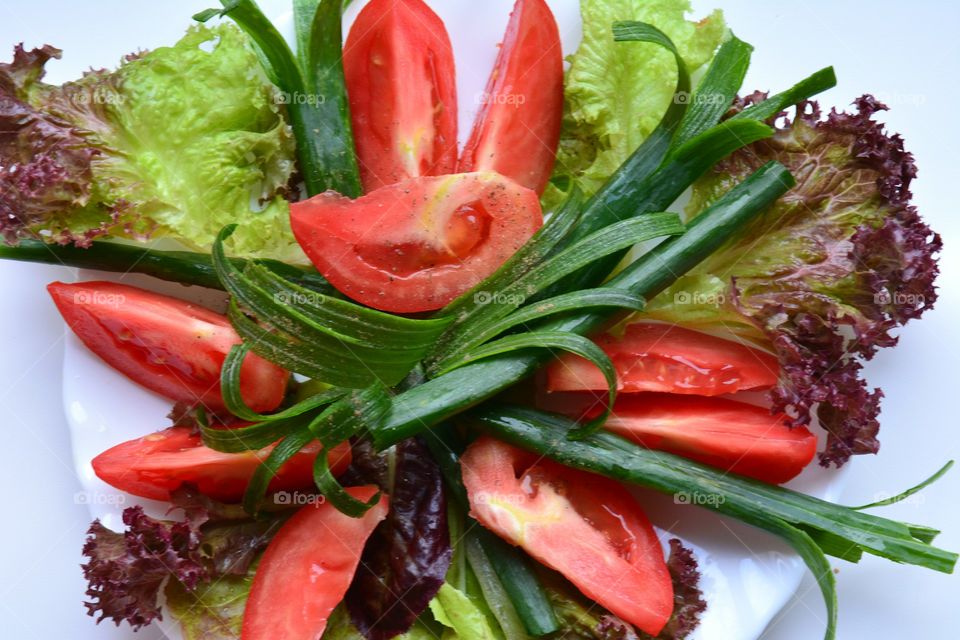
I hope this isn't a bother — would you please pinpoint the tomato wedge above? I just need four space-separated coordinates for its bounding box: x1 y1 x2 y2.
242 486 388 640
461 437 673 636
602 394 817 484
547 322 780 396
290 172 542 312
91 426 352 502
48 281 288 412
344 0 458 191
458 0 563 194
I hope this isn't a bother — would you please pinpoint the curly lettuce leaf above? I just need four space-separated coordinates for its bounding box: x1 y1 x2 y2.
544 0 726 209
1 24 303 261
81 486 284 629
82 506 207 630
644 95 941 466
0 45 103 245
648 540 707 640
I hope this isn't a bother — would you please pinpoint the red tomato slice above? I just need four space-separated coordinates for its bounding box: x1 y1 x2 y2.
344 0 458 191
461 437 673 636
91 426 352 502
48 281 288 412
458 0 563 194
242 486 388 640
547 322 780 396
602 394 817 484
290 172 542 312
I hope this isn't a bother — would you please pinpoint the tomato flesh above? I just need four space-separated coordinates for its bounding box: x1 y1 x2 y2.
598 394 817 484
91 426 352 502
48 281 288 412
547 322 780 396
344 0 458 191
461 437 673 636
458 0 563 194
242 486 388 640
290 172 542 312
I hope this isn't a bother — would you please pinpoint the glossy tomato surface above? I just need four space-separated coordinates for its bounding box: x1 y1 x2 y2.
91 426 352 502
458 0 563 194
603 394 817 484
290 172 542 312
48 281 288 412
344 0 458 191
242 486 388 640
461 437 673 636
547 322 780 396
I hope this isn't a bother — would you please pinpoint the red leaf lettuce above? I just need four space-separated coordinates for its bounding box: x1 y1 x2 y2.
643 95 941 466
81 486 285 629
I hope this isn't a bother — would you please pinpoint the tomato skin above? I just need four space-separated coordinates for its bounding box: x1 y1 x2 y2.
242 486 388 640
91 426 352 502
458 0 563 194
600 394 817 484
547 322 780 396
290 172 542 312
47 281 288 412
344 0 458 191
461 437 673 636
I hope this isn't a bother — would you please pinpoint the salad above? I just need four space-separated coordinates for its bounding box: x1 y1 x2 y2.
0 0 954 639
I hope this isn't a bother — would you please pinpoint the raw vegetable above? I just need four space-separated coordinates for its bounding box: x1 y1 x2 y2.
0 238 335 294
546 321 780 395
292 0 364 197
165 570 252 640
212 226 454 389
82 486 286 629
83 506 206 629
469 405 957 640
643 96 942 466
47 280 289 412
425 426 562 636
0 26 302 260
536 540 706 640
458 0 563 194
241 486 388 640
543 0 726 209
343 0 458 191
461 437 674 636
430 583 500 640
195 0 363 198
91 425 352 502
657 540 707 640
373 161 796 448
599 394 817 484
15 3 948 639
345 438 453 639
442 491 519 639
324 605 441 640
289 172 543 312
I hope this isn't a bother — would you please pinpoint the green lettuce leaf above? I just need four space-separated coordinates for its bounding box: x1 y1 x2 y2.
544 0 726 209
323 605 439 640
429 583 499 640
165 570 251 640
1 24 303 261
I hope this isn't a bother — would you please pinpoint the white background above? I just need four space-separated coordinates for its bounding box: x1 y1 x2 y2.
0 1 957 638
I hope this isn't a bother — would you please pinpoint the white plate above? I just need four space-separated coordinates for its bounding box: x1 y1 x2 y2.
1 1 957 639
